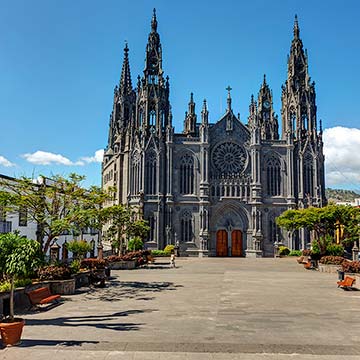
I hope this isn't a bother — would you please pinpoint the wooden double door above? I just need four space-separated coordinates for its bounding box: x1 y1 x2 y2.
216 230 242 257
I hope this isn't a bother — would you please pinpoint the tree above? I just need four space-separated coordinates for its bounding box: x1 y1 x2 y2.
101 205 149 255
0 233 42 321
0 174 111 253
276 204 360 254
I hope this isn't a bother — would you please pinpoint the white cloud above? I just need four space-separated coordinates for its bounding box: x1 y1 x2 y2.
22 151 82 166
22 149 104 167
80 149 104 164
323 126 360 188
0 155 15 167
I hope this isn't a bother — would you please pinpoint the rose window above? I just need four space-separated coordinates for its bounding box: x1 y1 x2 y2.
212 142 247 174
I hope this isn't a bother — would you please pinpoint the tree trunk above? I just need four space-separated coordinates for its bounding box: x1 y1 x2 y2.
9 276 14 321
43 235 56 254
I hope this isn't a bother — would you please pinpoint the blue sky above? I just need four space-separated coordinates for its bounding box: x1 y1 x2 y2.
0 0 359 191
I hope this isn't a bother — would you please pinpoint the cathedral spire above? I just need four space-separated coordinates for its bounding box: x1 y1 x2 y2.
119 42 132 95
145 8 162 76
293 14 300 39
184 92 197 136
151 8 157 32
201 99 208 125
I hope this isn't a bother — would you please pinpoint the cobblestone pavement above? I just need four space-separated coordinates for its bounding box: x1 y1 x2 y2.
2 257 360 359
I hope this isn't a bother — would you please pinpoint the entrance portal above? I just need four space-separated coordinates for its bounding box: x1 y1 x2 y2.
216 230 228 256
231 230 242 256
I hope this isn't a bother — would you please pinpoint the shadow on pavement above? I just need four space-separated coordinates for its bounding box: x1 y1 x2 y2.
24 310 155 331
83 280 183 302
18 339 100 348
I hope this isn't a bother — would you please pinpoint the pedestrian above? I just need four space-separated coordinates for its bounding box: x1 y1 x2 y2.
170 249 176 268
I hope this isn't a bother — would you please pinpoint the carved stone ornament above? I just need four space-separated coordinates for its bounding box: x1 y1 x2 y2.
212 141 247 175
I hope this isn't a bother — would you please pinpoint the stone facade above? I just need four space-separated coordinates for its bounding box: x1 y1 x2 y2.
102 11 326 257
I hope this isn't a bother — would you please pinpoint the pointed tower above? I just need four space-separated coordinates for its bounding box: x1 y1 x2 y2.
183 93 197 136
105 43 135 153
127 9 172 252
281 15 317 141
281 16 326 249
257 75 279 140
136 8 170 135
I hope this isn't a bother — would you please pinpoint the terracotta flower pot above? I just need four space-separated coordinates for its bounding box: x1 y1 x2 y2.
0 318 25 346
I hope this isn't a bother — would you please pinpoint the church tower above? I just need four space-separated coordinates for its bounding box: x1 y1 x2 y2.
128 9 172 249
257 75 279 141
281 16 326 247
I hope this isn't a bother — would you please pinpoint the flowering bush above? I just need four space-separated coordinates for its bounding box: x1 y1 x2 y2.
106 255 123 263
105 250 150 267
319 256 346 265
38 265 72 280
81 258 107 270
342 260 360 273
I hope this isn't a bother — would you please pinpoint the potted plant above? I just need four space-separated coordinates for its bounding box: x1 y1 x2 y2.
0 233 42 346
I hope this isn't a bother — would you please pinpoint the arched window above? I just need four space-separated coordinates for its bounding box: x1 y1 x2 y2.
266 155 281 196
150 110 156 126
180 154 194 194
268 215 279 243
131 151 141 195
181 210 193 243
304 153 314 197
145 150 157 195
148 216 156 242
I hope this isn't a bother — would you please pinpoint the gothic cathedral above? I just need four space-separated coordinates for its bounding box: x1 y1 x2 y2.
102 10 326 257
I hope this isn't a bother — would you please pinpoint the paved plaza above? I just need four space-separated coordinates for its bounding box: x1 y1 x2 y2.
2 257 360 359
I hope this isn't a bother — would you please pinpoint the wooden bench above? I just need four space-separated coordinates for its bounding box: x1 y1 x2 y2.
337 276 356 289
27 287 61 308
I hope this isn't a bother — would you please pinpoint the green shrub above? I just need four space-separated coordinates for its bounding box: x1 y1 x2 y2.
279 246 290 256
0 278 32 293
66 240 92 259
326 243 344 257
151 250 168 257
128 237 143 251
288 250 302 257
69 259 81 274
310 240 321 259
163 244 174 255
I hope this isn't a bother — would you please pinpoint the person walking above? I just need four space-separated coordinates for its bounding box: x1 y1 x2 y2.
170 250 176 268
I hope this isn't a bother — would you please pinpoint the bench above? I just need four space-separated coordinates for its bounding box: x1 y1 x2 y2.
27 287 61 307
337 276 356 289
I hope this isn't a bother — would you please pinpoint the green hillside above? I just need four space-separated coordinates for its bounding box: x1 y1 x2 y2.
326 188 360 203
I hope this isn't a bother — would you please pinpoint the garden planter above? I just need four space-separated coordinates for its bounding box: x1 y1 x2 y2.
0 318 25 346
318 264 341 273
108 260 136 270
44 278 76 295
72 271 91 289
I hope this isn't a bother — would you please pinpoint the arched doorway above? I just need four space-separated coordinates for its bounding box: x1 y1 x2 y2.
231 230 242 256
211 202 250 257
216 230 228 256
